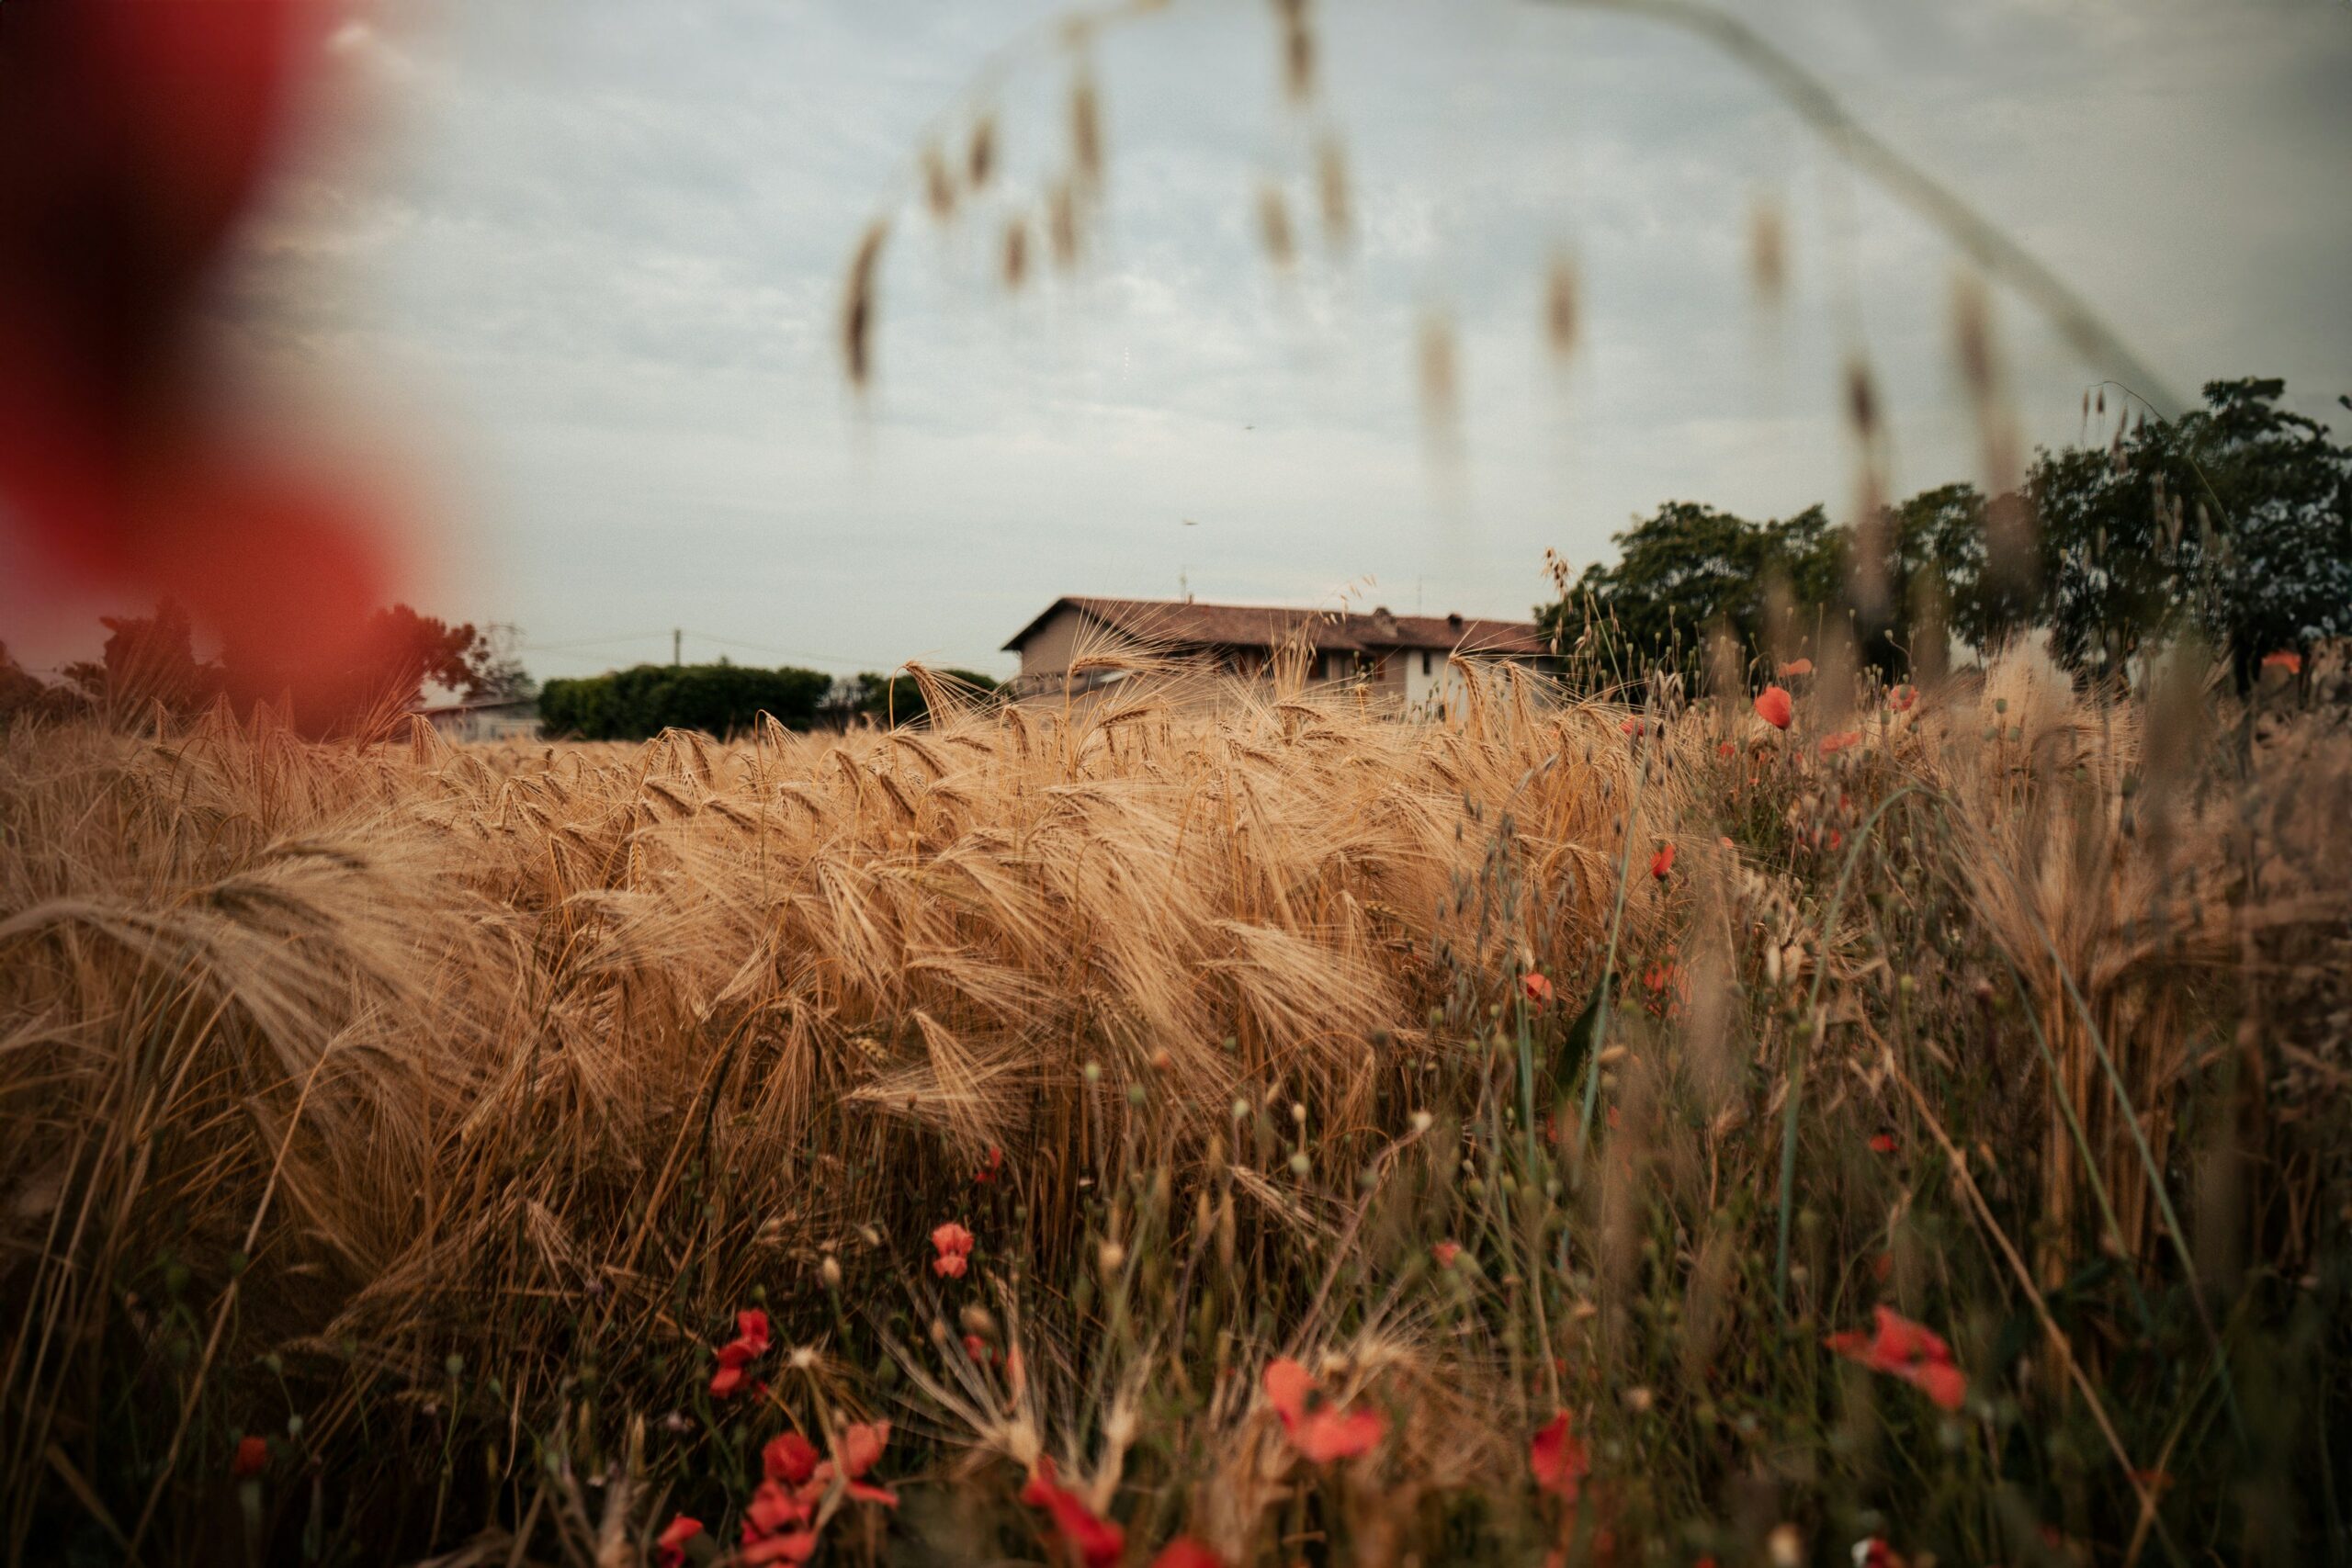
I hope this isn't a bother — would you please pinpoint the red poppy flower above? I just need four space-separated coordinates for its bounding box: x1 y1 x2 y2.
231 1435 269 1479
1262 1358 1385 1462
739 1477 820 1566
1432 1240 1463 1269
710 1308 772 1398
1022 1455 1126 1568
932 1221 976 1279
964 1332 994 1363
1755 686 1793 729
802 1420 899 1506
0 0 407 692
976 1145 1004 1184
1619 716 1644 737
1522 972 1555 1007
1149 1540 1227 1568
1888 684 1917 712
2262 649 2302 676
1868 1133 1898 1155
654 1514 703 1568
1819 730 1861 755
1649 842 1675 880
1779 658 1815 678
1826 1305 1968 1411
1640 961 1687 1019
763 1431 821 1486
1530 1411 1589 1499
1853 1540 1908 1568
1717 739 1737 757
745 1479 812 1538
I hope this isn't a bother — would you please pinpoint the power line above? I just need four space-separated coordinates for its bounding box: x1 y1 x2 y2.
517 629 910 672
517 631 675 654
683 631 888 670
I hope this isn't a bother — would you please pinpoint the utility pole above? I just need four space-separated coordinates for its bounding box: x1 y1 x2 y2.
673 628 682 667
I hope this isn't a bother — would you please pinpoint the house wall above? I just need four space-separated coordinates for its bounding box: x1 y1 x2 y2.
1012 601 1537 715
426 704 540 743
1013 604 1096 683
1400 649 1538 716
1402 647 1450 712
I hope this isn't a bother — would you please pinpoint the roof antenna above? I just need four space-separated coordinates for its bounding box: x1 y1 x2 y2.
1180 566 1191 604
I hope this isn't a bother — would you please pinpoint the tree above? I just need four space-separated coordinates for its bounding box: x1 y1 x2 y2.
63 600 220 715
846 668 1001 728
2030 378 2351 678
1538 500 1844 673
471 623 538 705
0 644 80 723
217 604 492 735
537 662 834 740
1542 378 2350 686
48 600 494 737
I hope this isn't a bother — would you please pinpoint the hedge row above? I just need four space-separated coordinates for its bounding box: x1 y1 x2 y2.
537 663 1001 740
537 663 831 740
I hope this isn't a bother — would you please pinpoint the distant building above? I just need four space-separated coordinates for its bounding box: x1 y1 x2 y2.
1001 595 1550 710
415 695 539 742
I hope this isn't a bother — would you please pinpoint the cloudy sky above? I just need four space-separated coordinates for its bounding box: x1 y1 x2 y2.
27 0 2346 682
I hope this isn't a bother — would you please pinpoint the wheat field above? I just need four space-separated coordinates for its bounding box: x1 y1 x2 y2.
2 653 2346 1565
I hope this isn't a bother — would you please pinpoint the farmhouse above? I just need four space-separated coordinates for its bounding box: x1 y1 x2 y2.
415 694 539 742
1002 595 1551 709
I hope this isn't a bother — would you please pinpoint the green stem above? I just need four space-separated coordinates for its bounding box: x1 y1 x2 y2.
1776 782 1928 1311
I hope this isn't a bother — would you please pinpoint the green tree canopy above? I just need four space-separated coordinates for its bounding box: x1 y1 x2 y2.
835 669 1001 728
2029 378 2351 677
538 662 834 740
1537 500 1845 673
55 601 497 737
1540 378 2349 685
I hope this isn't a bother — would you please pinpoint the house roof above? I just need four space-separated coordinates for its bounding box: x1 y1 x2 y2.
1002 596 1548 658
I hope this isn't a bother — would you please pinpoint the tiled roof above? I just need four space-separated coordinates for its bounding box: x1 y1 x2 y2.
1004 596 1548 657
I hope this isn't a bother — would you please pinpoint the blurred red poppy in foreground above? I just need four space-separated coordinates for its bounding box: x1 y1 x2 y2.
1826 1306 1968 1411
2262 649 2302 676
831 1421 898 1506
653 1514 702 1568
709 1308 771 1398
1755 686 1793 729
740 1481 818 1566
0 1 400 692
1649 842 1676 880
933 1221 976 1278
763 1431 820 1485
1263 1358 1385 1462
1530 1411 1590 1499
1523 972 1555 1007
231 1435 269 1480
1022 1455 1125 1567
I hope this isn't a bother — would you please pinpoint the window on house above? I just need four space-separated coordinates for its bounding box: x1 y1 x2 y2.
1421 650 1431 676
